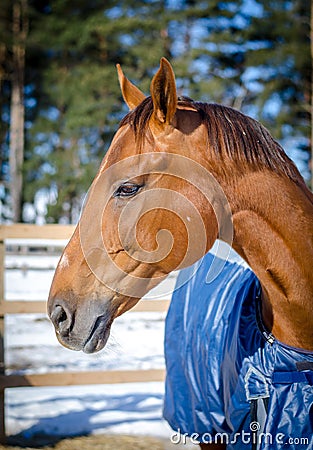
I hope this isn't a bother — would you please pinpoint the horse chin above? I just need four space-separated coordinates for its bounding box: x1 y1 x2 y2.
82 314 113 354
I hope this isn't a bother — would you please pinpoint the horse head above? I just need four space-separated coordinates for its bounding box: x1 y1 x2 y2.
48 59 232 353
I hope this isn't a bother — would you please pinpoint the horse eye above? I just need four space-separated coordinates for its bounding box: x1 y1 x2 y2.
114 183 142 198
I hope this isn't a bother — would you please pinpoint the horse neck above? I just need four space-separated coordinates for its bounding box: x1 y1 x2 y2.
219 169 313 350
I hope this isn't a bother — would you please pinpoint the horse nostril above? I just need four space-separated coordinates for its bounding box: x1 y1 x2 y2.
50 304 73 337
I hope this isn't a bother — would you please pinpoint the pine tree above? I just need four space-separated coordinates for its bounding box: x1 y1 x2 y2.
2 0 311 223
242 0 310 139
23 0 174 223
170 0 311 184
169 0 245 104
0 0 12 221
9 0 28 222
0 0 28 222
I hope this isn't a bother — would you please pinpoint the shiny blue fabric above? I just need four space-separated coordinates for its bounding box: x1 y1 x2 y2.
163 253 313 449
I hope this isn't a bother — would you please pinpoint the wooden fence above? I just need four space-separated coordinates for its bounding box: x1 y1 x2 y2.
0 224 170 444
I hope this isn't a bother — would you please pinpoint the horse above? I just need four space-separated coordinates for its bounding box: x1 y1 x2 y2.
48 58 313 449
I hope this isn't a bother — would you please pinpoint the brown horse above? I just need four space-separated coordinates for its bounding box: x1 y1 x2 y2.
48 58 313 449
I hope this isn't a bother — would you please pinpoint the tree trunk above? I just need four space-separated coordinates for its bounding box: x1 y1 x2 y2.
9 0 27 222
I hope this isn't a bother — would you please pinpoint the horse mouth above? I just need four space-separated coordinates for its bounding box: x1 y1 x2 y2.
83 314 113 354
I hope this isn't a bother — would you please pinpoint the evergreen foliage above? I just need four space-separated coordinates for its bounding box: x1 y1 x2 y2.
0 0 311 223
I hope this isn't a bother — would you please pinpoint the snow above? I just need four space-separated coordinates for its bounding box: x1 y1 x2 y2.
4 240 243 442
7 383 173 440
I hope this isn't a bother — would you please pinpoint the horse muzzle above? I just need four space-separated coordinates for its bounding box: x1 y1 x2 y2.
48 294 116 353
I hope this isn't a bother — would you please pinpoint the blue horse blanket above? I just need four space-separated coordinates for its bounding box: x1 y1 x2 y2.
163 252 313 449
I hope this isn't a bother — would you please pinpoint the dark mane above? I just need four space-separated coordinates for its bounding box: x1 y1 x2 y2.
120 96 301 182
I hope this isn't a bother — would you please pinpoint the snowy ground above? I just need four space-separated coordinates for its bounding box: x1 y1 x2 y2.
4 240 242 443
7 383 174 442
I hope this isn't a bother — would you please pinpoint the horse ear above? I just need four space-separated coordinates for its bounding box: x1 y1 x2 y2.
116 64 146 110
150 58 177 124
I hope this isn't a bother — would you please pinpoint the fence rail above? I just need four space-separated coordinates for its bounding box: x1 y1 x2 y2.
0 224 169 444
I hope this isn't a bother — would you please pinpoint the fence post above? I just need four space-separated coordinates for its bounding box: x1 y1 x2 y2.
0 238 5 444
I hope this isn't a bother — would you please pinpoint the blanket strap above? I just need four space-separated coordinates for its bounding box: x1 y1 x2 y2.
250 397 269 450
245 366 270 450
273 370 313 385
